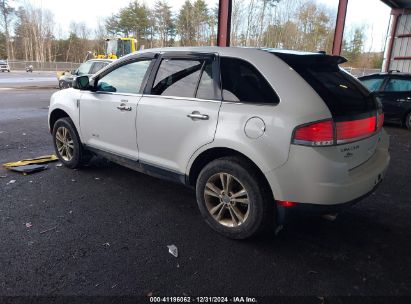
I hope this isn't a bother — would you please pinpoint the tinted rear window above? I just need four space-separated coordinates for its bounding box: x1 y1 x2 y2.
220 57 279 104
274 53 376 118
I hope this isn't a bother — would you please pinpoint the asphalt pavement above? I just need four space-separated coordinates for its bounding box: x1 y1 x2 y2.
0 72 411 299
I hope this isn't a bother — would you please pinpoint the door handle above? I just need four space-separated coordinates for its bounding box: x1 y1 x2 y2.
117 103 132 111
187 111 209 120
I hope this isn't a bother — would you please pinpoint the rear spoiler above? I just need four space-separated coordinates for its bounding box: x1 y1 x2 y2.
271 52 347 66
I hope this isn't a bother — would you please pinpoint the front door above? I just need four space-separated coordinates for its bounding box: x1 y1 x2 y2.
136 53 221 173
79 57 155 160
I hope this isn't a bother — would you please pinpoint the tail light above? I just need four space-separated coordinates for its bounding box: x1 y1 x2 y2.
336 116 376 144
293 120 334 146
292 112 384 146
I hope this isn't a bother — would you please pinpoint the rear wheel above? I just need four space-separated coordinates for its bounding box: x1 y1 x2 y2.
405 112 411 130
52 117 90 168
196 157 274 239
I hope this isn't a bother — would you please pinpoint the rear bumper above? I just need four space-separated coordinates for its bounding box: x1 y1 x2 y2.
265 130 390 206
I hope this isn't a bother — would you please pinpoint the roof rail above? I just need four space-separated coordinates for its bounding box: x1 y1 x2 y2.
388 69 401 74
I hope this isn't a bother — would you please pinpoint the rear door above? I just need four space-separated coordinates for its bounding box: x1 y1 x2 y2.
378 76 411 123
136 52 221 173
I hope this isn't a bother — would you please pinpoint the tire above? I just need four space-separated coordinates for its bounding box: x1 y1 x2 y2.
52 117 91 168
405 112 411 130
58 80 65 89
196 156 275 239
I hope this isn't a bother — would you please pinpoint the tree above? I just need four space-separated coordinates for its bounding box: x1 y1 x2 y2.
117 1 150 47
343 27 365 65
177 0 195 46
105 14 121 36
154 0 175 47
192 0 208 45
0 31 6 58
0 0 14 59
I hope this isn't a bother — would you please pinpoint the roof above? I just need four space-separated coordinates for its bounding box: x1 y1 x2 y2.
381 0 411 8
87 58 115 62
124 46 339 61
358 71 411 78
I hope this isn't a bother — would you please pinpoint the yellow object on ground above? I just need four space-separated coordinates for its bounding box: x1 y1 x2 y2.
3 155 58 168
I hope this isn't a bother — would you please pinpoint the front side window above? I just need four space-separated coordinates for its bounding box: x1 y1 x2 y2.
220 57 278 104
151 59 204 97
361 78 384 92
384 78 411 92
96 60 152 94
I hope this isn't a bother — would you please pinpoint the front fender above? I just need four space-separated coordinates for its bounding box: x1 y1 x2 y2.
48 89 82 139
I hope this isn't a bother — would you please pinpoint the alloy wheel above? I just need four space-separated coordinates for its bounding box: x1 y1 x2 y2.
55 126 74 161
204 172 250 227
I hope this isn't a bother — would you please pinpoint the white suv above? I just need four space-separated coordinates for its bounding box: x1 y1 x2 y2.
0 60 10 72
48 47 390 239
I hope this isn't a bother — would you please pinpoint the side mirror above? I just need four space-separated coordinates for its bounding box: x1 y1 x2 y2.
72 75 90 90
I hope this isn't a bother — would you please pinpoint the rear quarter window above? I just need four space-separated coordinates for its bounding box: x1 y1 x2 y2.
220 57 279 104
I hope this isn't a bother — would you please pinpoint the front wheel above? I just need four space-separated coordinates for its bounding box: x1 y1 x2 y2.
52 117 90 168
196 157 274 239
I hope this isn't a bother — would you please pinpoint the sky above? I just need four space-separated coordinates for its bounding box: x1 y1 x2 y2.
19 0 391 52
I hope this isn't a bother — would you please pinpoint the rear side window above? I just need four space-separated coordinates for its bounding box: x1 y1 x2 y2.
384 78 411 92
220 57 278 104
152 59 203 98
361 78 384 92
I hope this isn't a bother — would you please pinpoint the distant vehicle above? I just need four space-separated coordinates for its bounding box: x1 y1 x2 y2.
25 65 33 73
359 72 411 129
58 59 114 89
48 47 390 239
95 37 138 59
0 60 10 72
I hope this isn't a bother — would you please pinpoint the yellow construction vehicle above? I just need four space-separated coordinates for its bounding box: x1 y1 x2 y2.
96 37 138 59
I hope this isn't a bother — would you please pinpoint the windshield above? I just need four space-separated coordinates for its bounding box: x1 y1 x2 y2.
107 40 118 56
77 61 94 75
117 40 131 58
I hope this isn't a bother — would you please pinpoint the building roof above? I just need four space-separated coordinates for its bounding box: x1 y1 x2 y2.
381 0 411 8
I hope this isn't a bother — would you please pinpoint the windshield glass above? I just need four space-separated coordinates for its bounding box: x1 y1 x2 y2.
107 40 118 56
77 61 94 75
116 40 131 58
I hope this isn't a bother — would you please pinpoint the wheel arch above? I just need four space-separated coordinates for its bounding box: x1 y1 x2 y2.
49 109 70 133
402 108 411 128
187 147 274 198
